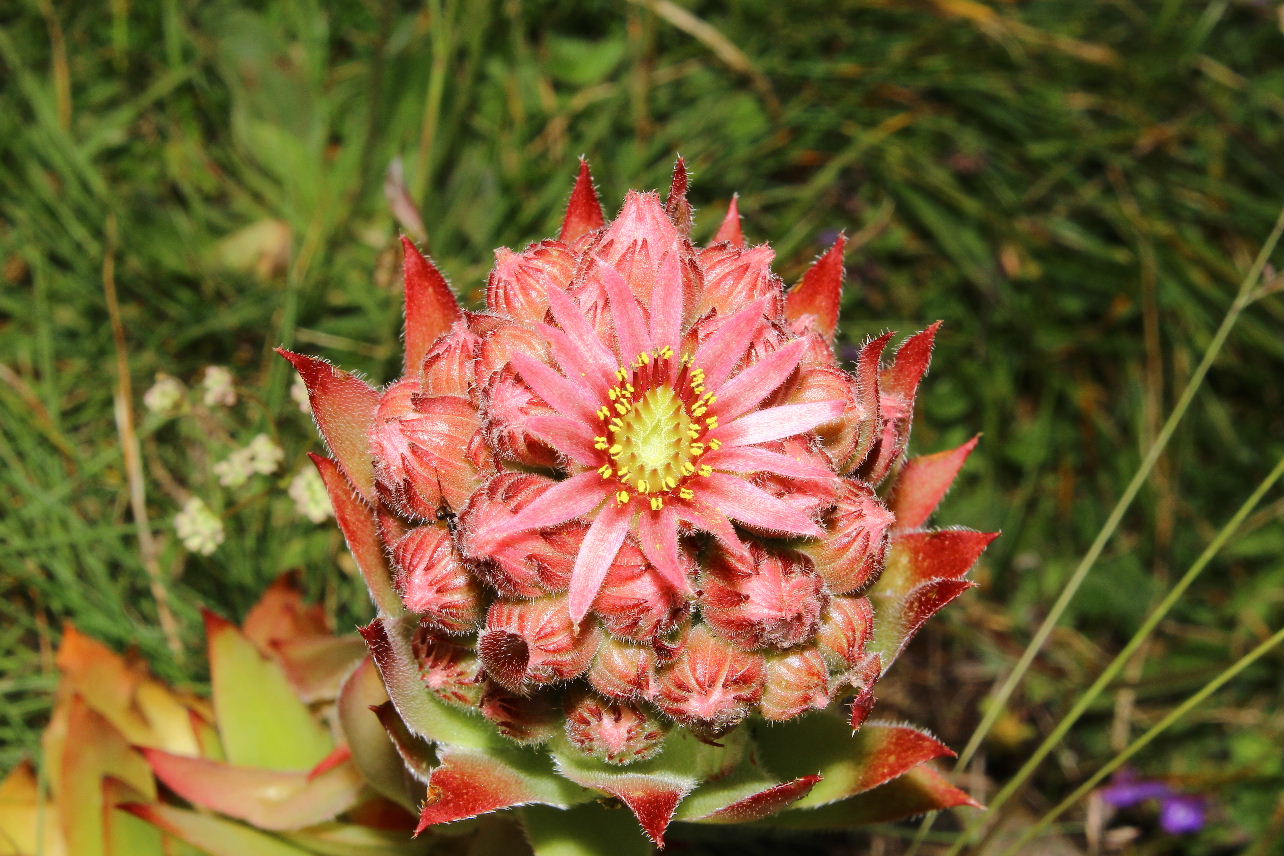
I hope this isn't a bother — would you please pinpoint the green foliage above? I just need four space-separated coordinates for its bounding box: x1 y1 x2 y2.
0 1 1279 853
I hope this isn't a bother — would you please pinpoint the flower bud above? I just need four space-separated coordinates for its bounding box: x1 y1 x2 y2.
486 241 576 323
477 597 600 693
654 625 764 729
845 651 882 732
587 635 659 701
760 647 833 722
412 624 484 707
590 538 691 642
564 692 668 765
392 525 482 633
419 319 480 397
816 595 875 671
694 244 782 319
700 544 826 650
457 473 575 597
804 479 893 594
478 681 559 745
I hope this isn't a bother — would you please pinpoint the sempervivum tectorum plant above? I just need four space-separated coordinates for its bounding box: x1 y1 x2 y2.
285 160 996 850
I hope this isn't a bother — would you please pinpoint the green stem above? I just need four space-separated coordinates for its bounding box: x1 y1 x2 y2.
996 625 1284 856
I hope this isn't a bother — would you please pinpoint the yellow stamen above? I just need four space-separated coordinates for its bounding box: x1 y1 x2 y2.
597 406 611 420
689 443 705 456
698 465 713 477
664 477 677 489
679 488 694 499
598 465 613 478
650 497 664 511
616 491 631 504
682 462 696 475
614 402 630 415
636 479 649 493
594 436 608 450
705 416 719 430
609 444 623 456
709 438 722 450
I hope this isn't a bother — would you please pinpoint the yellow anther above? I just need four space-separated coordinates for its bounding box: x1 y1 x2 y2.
636 479 649 493
614 402 630 415
698 465 713 477
682 462 696 475
688 428 701 439
616 491 631 504
679 488 694 499
689 443 705 456
664 477 677 489
616 367 628 382
692 405 707 418
708 438 722 450
692 385 705 396
617 467 630 478
705 416 719 430
650 497 664 511
625 384 635 394
609 418 624 431
598 464 613 478
706 395 717 405
609 444 623 456
638 351 651 365
658 345 673 359
594 436 608 450
597 406 611 420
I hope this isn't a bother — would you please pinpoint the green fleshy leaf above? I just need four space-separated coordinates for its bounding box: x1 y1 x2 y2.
756 766 980 829
520 803 653 856
280 822 434 856
121 803 318 856
206 611 332 771
336 656 419 811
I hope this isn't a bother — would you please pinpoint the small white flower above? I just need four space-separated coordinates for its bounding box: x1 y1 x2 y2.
143 374 185 416
202 366 237 407
246 433 284 475
288 466 333 523
291 375 311 414
174 498 224 556
212 448 255 488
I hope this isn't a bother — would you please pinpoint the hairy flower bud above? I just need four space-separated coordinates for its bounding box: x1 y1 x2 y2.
700 544 826 650
479 681 560 745
412 624 485 707
760 647 833 722
486 241 576 323
478 597 600 692
564 692 668 765
654 625 764 729
393 525 482 633
816 595 875 671
458 473 575 597
587 635 659 700
804 480 894 594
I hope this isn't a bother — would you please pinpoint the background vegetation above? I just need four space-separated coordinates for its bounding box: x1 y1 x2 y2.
1 1 1280 853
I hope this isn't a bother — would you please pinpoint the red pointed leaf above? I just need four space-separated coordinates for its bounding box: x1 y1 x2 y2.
889 435 980 532
697 775 822 823
242 572 329 652
884 321 940 399
416 748 559 832
278 350 378 500
882 529 999 595
310 454 403 617
712 195 745 247
401 238 461 375
665 156 692 235
757 765 980 829
559 159 605 243
785 235 846 340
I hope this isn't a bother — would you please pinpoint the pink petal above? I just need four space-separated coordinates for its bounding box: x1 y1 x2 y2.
703 445 834 481
692 296 772 390
675 499 750 561
636 507 691 594
712 195 745 247
712 338 809 422
568 501 634 624
649 249 685 356
598 260 654 362
524 415 599 466
484 471 611 545
717 400 844 448
541 323 611 401
701 473 824 538
546 286 618 381
510 352 594 422
559 158 605 244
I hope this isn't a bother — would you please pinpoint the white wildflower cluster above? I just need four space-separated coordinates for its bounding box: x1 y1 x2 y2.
202 365 237 407
291 375 311 414
213 433 284 488
174 498 224 555
288 466 333 523
143 374 186 416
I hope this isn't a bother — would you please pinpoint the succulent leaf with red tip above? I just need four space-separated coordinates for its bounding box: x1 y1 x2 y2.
286 161 995 849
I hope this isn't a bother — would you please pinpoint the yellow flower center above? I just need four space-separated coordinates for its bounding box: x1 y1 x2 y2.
592 349 723 510
611 386 692 494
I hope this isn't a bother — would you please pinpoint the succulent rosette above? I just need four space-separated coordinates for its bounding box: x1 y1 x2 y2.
285 160 997 849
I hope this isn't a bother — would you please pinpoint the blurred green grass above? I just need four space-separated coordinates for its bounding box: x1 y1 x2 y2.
1 1 1280 852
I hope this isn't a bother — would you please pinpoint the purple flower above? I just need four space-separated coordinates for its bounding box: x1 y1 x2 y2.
1099 769 1208 836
